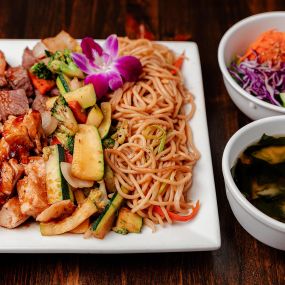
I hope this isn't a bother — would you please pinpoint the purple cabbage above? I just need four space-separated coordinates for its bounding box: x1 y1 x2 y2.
228 57 285 107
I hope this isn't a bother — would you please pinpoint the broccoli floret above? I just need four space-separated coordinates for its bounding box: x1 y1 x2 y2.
51 95 78 135
47 49 84 78
102 138 115 149
31 62 53 80
54 131 74 154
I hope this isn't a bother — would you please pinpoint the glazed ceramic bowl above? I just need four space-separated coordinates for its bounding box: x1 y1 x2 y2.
218 12 285 120
222 116 285 250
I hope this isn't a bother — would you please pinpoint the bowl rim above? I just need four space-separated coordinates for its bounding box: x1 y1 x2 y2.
222 115 285 232
218 11 285 114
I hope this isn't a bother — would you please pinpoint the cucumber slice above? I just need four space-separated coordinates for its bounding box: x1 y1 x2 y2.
44 145 73 204
64 84 96 109
71 124 104 181
90 191 124 239
86 104 104 127
56 73 71 95
98 102 112 139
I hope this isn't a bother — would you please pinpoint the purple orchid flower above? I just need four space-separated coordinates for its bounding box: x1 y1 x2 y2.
72 35 142 99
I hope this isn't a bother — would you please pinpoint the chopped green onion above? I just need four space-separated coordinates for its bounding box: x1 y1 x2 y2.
142 125 167 153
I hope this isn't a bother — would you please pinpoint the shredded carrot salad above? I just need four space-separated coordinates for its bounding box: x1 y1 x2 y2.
240 29 285 64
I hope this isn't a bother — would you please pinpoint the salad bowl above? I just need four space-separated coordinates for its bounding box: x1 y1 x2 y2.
218 12 285 120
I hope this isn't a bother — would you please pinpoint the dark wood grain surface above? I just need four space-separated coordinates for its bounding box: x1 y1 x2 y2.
0 0 284 284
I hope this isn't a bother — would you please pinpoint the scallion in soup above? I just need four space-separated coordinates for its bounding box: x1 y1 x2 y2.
232 134 285 223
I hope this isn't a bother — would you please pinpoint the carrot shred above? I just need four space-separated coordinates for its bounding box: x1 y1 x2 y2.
239 29 285 64
171 52 185 75
153 200 200 222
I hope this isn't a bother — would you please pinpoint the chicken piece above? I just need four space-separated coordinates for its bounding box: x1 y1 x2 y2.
22 110 45 153
5 66 33 97
0 196 29 228
2 110 45 158
0 51 6 75
0 159 24 196
3 115 32 146
36 200 75 222
0 138 10 163
0 89 29 121
17 157 48 217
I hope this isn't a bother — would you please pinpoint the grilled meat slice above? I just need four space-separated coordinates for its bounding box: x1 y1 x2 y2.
22 47 37 69
17 157 48 217
32 90 47 114
0 196 29 228
0 51 6 76
6 66 33 97
0 159 24 196
0 75 7 88
0 89 29 121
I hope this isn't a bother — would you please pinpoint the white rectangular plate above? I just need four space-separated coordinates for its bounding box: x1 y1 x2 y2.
0 40 220 253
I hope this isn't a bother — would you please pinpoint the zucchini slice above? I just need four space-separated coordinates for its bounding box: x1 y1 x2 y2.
104 164 116 193
113 207 142 234
54 130 74 153
86 104 104 127
71 124 104 181
90 191 124 239
64 84 96 109
51 95 78 135
44 145 73 204
98 102 112 139
56 73 71 95
40 198 97 236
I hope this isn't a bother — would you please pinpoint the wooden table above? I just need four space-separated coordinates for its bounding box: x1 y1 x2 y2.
0 0 284 284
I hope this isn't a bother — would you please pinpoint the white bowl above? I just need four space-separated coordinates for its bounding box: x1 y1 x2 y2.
222 116 285 250
218 12 285 120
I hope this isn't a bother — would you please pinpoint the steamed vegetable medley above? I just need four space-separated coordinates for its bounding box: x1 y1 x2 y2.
229 29 285 107
232 134 285 223
0 31 143 239
41 35 143 238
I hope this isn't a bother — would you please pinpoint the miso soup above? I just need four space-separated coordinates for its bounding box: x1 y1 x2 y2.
232 134 285 223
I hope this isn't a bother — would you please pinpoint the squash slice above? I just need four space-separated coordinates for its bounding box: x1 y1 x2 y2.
71 124 104 181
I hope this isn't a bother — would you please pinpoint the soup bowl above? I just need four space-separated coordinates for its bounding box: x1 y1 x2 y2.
218 12 285 120
222 116 285 250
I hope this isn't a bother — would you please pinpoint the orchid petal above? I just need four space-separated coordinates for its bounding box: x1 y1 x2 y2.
104 34 118 58
102 52 111 65
71 52 97 74
84 73 109 100
81 37 103 61
114 55 142 82
106 70 123 90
